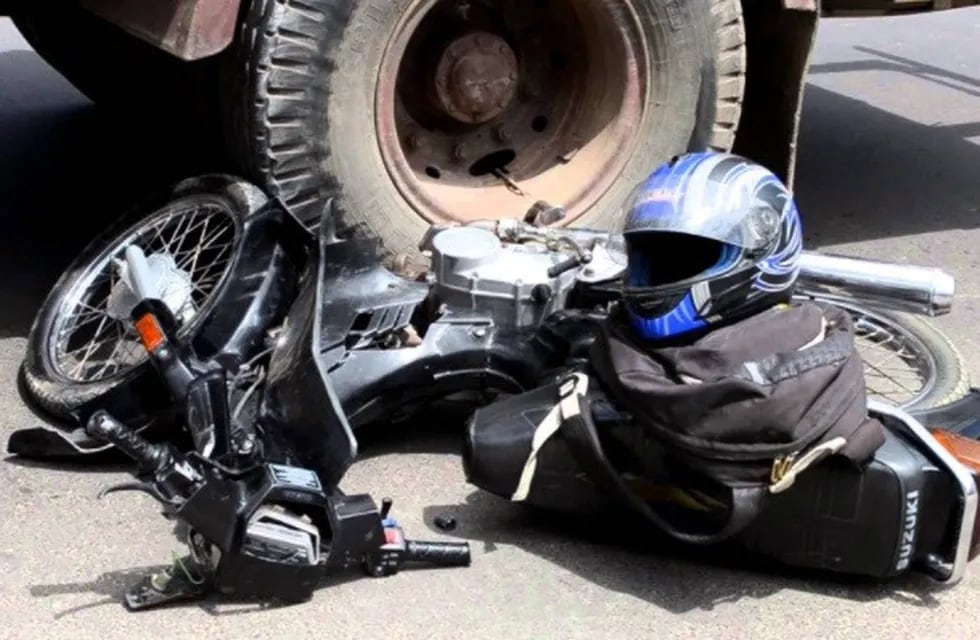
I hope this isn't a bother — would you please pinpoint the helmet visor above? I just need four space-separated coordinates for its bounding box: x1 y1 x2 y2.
623 169 787 253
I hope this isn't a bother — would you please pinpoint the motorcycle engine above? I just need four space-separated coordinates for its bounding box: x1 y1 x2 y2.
428 226 582 328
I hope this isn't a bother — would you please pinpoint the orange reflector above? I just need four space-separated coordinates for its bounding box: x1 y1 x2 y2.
930 429 980 561
929 428 980 475
134 313 166 352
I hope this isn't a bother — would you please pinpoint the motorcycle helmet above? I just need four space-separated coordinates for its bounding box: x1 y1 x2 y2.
621 151 803 341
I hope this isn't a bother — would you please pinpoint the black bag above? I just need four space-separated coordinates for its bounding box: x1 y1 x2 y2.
463 377 620 516
578 300 886 543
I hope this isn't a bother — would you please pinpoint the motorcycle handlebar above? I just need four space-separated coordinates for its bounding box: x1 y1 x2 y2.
86 411 171 472
404 540 472 567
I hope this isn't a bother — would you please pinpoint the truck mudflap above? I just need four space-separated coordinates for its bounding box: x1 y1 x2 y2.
732 0 819 187
81 0 241 61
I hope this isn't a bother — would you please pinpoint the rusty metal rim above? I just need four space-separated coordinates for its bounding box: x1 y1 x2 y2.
375 0 649 226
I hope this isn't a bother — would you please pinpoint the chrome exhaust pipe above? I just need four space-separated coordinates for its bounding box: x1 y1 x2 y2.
797 252 955 317
443 225 956 316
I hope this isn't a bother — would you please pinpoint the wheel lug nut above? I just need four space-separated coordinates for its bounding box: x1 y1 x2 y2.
406 134 421 150
453 143 468 162
493 125 510 142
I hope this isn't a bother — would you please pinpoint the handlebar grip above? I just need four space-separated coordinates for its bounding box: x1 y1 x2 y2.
86 411 170 471
404 540 472 567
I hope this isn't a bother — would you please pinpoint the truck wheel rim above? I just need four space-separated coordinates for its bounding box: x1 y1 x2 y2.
376 0 650 225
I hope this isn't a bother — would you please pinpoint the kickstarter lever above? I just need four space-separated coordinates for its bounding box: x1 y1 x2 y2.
548 253 592 278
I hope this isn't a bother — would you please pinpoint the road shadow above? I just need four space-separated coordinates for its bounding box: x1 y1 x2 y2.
357 423 947 615
28 559 369 618
28 565 168 619
3 452 130 473
355 401 474 458
797 47 980 248
0 50 230 338
420 487 944 615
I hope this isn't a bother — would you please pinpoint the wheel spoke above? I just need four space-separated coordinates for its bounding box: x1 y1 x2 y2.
186 247 233 285
90 325 127 379
59 306 108 336
186 215 211 277
853 317 934 405
176 225 234 273
159 208 193 254
170 210 208 260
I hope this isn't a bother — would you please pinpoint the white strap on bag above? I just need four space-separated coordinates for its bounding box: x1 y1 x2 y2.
768 436 848 494
511 373 590 502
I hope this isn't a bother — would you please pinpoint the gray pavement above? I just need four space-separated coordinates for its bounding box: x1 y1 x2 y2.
2 11 980 640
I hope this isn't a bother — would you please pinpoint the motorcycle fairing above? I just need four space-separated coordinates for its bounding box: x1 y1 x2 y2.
257 217 362 488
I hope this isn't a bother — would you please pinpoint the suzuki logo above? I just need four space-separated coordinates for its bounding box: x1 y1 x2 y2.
895 490 919 571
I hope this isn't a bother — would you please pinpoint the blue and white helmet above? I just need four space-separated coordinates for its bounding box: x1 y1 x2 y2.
621 151 803 341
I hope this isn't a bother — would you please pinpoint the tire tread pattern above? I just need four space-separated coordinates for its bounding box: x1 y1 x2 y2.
709 0 747 151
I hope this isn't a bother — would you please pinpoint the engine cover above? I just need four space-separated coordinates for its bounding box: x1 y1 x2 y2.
429 227 581 328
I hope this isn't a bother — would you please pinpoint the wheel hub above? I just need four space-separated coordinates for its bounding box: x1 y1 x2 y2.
434 32 518 124
107 252 195 323
377 0 648 226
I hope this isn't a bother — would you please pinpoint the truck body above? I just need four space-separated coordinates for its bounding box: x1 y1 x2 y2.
7 0 979 256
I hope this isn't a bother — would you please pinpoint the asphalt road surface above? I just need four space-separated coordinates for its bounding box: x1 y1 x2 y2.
2 11 980 640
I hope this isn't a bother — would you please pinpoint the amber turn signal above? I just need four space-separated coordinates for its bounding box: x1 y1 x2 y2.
134 313 166 353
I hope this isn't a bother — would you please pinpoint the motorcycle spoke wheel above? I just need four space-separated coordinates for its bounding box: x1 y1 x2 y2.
850 309 937 409
795 295 969 412
50 199 240 384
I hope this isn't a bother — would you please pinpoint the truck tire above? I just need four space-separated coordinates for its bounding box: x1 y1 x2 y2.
228 0 746 257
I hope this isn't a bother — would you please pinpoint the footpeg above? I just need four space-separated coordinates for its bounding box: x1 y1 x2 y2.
123 555 210 611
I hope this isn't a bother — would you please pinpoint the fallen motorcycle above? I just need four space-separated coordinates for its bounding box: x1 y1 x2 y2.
9 176 968 458
7 174 980 608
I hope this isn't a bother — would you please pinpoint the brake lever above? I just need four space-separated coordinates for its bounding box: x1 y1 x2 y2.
98 481 179 506
86 411 203 509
